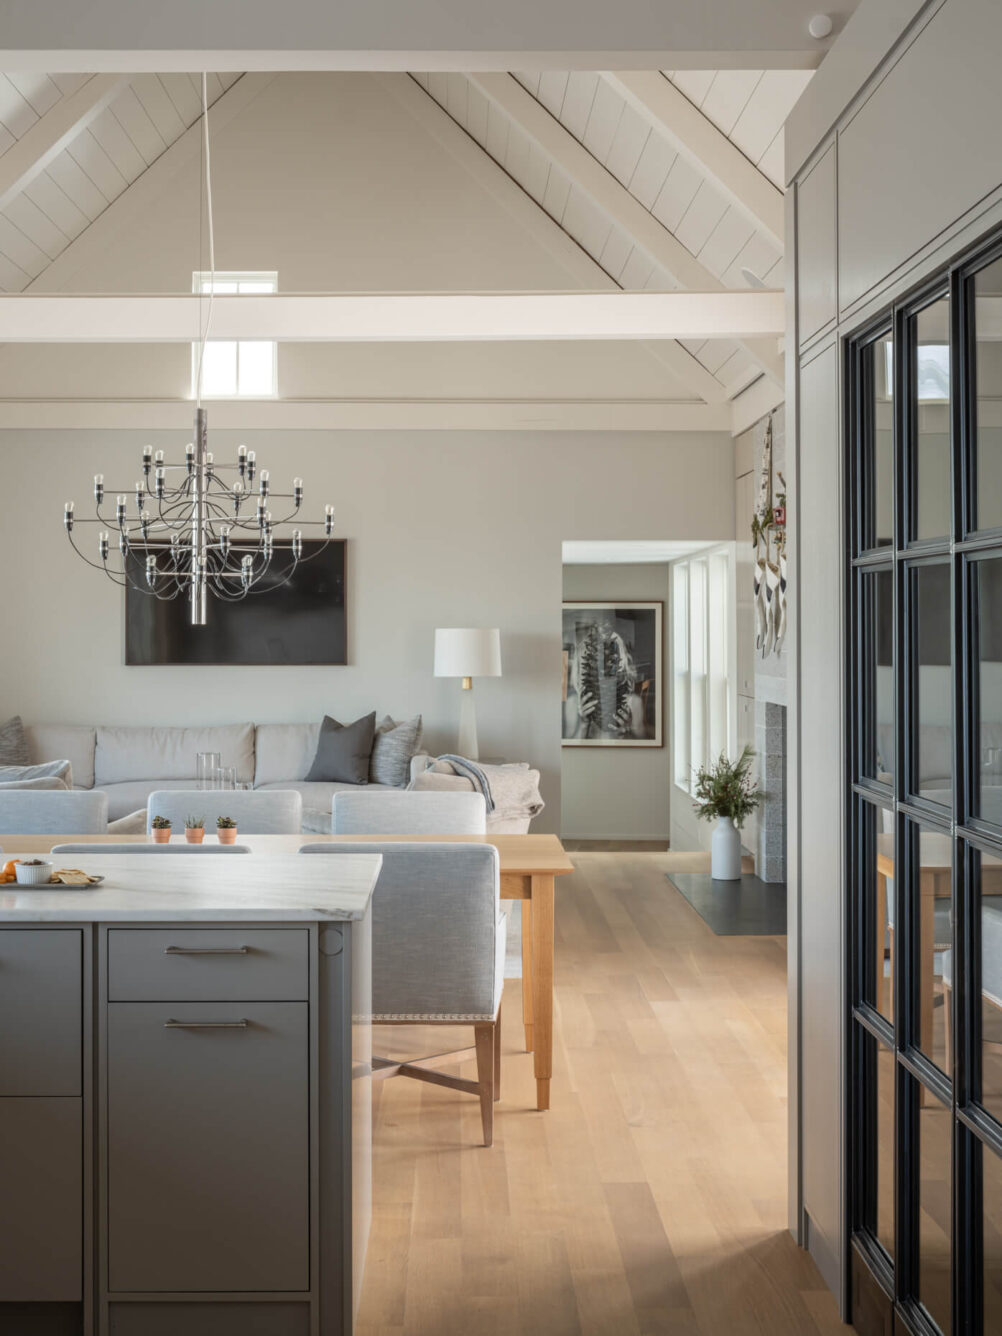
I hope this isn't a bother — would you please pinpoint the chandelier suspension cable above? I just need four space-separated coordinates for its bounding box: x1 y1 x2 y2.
194 71 215 410
62 70 336 627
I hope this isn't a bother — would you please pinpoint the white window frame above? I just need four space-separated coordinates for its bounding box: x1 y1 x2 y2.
191 271 278 399
672 544 736 794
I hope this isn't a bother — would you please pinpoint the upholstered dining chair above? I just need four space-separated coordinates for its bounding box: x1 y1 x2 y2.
301 840 504 1145
52 842 253 855
146 789 302 835
0 790 108 834
331 789 486 835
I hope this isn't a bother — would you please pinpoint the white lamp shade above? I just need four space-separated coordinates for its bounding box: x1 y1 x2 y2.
434 627 502 678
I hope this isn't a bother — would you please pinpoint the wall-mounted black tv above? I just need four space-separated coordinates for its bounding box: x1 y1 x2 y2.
125 540 346 666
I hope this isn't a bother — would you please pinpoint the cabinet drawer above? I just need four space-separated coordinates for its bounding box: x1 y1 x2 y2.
0 1097 82 1301
107 1002 309 1294
0 929 81 1096
108 929 308 1001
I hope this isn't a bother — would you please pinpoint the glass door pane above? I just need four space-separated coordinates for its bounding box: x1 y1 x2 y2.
859 567 895 784
975 256 1002 533
912 296 951 542
985 1146 1002 1329
918 1091 953 1334
910 562 953 804
975 556 1002 827
860 333 895 551
910 820 954 1076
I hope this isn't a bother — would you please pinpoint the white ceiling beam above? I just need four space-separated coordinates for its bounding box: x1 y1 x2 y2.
603 71 785 248
0 73 129 213
0 398 733 433
730 371 785 437
389 73 729 407
469 73 785 387
24 73 276 295
0 290 785 343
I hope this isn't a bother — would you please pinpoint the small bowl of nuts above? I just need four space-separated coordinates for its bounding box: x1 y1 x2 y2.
14 859 53 886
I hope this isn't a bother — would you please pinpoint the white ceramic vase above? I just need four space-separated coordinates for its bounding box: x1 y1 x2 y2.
711 815 742 881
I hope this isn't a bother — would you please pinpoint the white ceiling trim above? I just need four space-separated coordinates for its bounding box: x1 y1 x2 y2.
0 289 785 342
0 398 733 432
603 71 785 247
563 538 719 563
469 73 785 386
0 73 130 214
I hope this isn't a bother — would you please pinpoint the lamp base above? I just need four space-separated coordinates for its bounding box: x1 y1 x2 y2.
457 682 479 760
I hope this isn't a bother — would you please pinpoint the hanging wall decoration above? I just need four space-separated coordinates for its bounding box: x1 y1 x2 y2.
751 412 787 658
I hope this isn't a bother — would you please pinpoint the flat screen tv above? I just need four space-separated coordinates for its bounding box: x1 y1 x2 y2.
125 540 346 666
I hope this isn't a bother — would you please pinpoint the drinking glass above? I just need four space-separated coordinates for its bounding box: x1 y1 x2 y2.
196 751 221 790
218 766 236 791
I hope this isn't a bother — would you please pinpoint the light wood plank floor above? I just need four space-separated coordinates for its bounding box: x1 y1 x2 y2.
355 850 848 1336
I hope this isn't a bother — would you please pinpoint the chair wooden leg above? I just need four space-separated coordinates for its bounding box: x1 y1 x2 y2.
494 1006 502 1102
474 1022 495 1147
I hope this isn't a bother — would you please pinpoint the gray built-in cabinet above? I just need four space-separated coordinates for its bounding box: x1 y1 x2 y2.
0 917 371 1336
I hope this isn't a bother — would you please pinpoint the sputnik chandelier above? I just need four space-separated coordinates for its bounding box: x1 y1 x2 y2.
62 75 334 627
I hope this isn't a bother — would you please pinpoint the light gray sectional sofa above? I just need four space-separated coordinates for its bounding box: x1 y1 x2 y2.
23 722 430 832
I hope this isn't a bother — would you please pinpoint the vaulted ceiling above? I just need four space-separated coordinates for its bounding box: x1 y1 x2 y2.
0 66 809 429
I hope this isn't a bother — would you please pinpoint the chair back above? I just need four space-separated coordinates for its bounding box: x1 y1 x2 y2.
0 790 108 835
146 790 302 834
300 841 501 1019
331 790 486 835
51 842 252 855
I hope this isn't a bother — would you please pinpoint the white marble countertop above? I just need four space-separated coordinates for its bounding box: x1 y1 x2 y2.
0 852 382 922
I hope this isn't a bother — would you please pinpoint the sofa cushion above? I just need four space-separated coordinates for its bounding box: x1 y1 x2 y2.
0 758 73 787
0 715 28 765
306 713 376 785
25 724 96 789
254 723 320 787
0 775 68 791
370 715 423 787
95 724 255 786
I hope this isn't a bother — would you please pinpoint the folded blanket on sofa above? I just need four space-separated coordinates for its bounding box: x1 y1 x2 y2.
410 755 544 821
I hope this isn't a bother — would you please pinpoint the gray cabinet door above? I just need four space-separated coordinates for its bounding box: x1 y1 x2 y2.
0 1097 82 1300
0 929 81 1096
108 928 308 1001
107 1002 309 1295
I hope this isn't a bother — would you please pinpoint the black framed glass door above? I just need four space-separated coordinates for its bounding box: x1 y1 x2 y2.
848 230 1002 1335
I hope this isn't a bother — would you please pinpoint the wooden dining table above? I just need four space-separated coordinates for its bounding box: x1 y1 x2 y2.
1 830 575 1112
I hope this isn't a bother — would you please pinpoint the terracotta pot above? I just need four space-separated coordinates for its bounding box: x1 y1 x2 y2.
185 828 205 844
152 827 171 844
217 827 237 845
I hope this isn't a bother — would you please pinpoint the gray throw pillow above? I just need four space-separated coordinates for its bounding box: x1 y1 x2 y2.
0 715 28 765
370 715 423 787
306 713 376 785
0 775 68 791
0 758 73 787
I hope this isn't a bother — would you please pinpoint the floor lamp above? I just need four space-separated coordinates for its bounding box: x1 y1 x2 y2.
434 628 502 761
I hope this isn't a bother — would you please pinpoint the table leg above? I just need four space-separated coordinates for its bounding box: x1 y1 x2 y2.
531 874 554 1111
521 899 534 1052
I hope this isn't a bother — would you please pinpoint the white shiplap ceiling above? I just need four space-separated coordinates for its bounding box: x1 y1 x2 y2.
413 68 809 404
0 72 239 292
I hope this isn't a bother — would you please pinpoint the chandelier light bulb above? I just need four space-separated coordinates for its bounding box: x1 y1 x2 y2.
154 449 164 465
292 529 302 558
259 469 269 497
94 474 104 502
293 477 303 504
98 531 109 560
64 501 74 532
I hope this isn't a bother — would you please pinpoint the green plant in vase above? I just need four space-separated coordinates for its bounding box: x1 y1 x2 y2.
216 815 238 844
184 814 205 845
151 814 172 844
692 745 760 881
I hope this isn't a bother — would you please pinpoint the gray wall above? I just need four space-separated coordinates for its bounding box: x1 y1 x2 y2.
787 0 1002 1307
0 429 734 834
560 563 670 840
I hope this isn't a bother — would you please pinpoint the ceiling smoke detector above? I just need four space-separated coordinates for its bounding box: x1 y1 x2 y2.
808 13 834 38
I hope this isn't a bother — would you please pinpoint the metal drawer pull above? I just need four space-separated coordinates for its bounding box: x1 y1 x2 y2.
164 1019 249 1030
163 945 250 955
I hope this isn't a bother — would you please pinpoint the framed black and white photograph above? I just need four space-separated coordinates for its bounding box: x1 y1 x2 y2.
561 601 663 747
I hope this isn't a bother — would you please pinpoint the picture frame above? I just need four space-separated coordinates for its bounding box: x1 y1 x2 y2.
561 601 663 747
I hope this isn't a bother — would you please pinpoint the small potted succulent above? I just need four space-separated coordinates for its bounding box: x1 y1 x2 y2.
216 815 238 845
692 745 760 881
184 814 205 845
151 815 172 844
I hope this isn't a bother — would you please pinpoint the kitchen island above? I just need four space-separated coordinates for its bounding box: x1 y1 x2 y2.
0 851 381 1336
